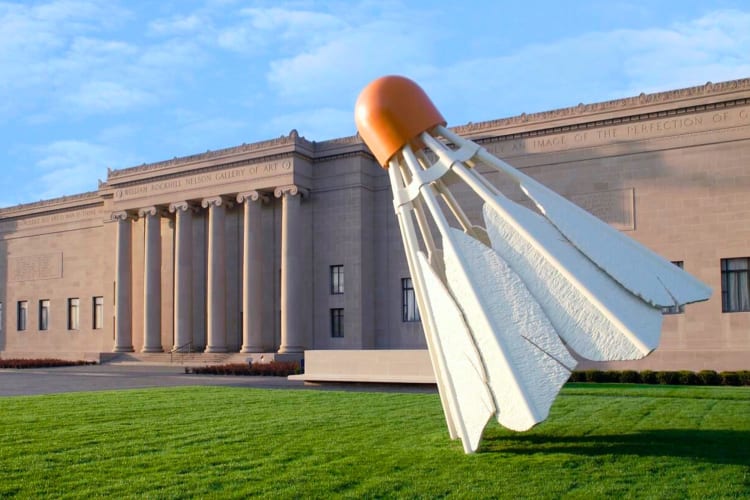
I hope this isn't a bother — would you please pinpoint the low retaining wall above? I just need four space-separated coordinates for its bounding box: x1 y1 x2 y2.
289 349 436 384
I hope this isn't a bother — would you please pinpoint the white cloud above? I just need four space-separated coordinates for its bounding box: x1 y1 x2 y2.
414 9 750 123
34 140 131 199
0 1 208 120
148 14 203 36
614 9 750 95
65 80 155 112
257 6 750 127
266 21 433 105
216 7 346 53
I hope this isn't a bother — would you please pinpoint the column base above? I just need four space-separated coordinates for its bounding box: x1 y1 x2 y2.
240 346 267 353
204 346 228 353
278 345 305 354
113 345 134 353
142 346 164 353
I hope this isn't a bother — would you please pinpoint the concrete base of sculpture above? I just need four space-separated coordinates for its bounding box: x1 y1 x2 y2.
288 350 436 384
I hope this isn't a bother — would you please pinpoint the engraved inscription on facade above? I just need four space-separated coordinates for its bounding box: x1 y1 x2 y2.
114 159 293 201
9 253 63 282
486 105 750 157
13 207 103 229
570 188 635 231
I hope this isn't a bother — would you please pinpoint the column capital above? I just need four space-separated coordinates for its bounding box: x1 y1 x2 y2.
111 210 136 222
236 190 270 204
138 206 158 218
274 184 309 199
201 196 223 209
168 201 198 213
201 196 234 209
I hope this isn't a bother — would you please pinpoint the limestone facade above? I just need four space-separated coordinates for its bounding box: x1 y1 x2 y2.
1 78 749 370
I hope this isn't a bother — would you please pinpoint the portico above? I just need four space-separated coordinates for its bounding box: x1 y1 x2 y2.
107 143 313 357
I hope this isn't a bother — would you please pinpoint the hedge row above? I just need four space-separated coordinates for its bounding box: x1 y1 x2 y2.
0 359 97 369
569 369 750 386
186 361 302 377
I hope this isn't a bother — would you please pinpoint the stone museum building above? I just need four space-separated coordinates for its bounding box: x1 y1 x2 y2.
1 78 749 373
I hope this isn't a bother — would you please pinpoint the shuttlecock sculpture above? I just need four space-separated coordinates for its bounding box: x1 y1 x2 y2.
354 76 711 454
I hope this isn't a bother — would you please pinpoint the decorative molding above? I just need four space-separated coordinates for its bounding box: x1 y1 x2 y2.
138 206 158 218
274 184 309 199
108 131 313 180
168 201 198 214
237 190 270 204
201 196 225 209
111 211 135 222
0 191 101 217
452 78 750 136
315 134 362 147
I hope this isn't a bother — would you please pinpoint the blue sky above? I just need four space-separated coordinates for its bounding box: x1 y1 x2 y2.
1 0 749 207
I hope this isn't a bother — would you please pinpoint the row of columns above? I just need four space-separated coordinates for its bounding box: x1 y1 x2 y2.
112 185 307 354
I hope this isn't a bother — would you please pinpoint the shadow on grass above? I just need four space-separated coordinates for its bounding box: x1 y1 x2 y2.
481 429 750 465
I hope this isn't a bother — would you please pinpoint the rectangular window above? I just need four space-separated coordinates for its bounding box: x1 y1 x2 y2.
17 301 28 331
330 308 344 338
721 257 750 312
39 299 50 331
93 296 104 330
68 298 80 330
402 278 421 322
330 265 344 294
662 262 686 315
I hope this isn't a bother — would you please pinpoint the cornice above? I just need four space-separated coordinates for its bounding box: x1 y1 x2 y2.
108 130 314 181
109 151 303 191
0 191 102 218
472 97 750 146
452 78 750 137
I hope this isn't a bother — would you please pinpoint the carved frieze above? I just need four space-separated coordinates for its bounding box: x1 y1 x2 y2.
113 158 294 203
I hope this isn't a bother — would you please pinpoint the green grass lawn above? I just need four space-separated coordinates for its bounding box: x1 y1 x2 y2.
0 384 748 498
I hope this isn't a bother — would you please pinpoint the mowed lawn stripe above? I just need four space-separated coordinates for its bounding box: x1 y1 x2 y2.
0 384 748 498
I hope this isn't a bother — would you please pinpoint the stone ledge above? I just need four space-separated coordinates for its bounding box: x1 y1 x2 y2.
290 349 436 384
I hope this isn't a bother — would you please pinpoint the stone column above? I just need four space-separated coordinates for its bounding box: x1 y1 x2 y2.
237 191 266 352
202 196 227 353
139 207 163 352
275 185 308 354
169 201 193 351
113 211 134 352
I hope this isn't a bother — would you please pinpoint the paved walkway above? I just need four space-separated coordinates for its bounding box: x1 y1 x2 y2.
0 363 307 397
0 363 437 397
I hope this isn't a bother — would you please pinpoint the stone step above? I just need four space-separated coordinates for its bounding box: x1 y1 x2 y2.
107 352 241 366
105 351 303 367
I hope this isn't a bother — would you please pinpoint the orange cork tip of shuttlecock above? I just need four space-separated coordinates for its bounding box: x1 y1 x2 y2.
355 75 446 168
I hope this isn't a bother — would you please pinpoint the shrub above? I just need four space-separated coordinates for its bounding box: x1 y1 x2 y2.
187 361 302 377
640 370 657 384
583 370 606 383
720 371 741 386
677 370 698 385
697 370 720 386
619 370 640 384
656 371 679 385
568 371 585 382
0 359 96 369
568 369 749 386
